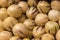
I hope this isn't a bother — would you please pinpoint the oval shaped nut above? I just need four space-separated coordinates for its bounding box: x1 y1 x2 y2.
3 17 18 31
7 4 22 17
35 13 48 26
45 21 59 35
32 38 40 40
26 7 38 19
23 38 30 40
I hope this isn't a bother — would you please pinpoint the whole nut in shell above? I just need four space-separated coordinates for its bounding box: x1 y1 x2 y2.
26 7 38 19
3 17 18 31
32 38 40 40
18 1 28 13
45 21 59 35
35 13 48 26
51 1 60 11
23 38 30 40
48 10 60 22
0 31 12 40
37 1 50 13
41 34 55 40
13 23 30 38
0 8 8 21
33 26 45 38
24 19 36 30
7 4 22 17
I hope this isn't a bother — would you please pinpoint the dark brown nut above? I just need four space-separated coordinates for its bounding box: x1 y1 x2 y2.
13 0 21 4
59 18 60 26
13 23 29 38
0 21 4 32
51 1 60 11
23 38 30 40
26 7 38 19
7 4 22 17
0 31 12 40
35 13 48 26
0 8 8 21
0 0 13 7
37 1 50 13
41 34 55 40
10 36 22 40
3 17 18 31
27 0 37 7
18 1 28 13
18 14 27 23
32 38 40 40
48 10 60 22
33 26 45 38
56 30 60 40
45 21 59 35
24 19 36 30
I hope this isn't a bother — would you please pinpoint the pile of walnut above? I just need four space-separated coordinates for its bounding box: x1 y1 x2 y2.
0 0 60 40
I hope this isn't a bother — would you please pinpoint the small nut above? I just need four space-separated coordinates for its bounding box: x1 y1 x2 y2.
37 1 50 13
7 4 22 17
3 17 18 31
24 19 36 30
26 7 38 19
35 13 48 26
0 31 12 40
18 1 28 13
32 38 40 40
33 26 45 38
48 10 60 21
45 21 59 35
13 23 29 38
23 38 30 40
41 34 55 40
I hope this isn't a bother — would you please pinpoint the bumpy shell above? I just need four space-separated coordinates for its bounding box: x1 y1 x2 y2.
7 4 22 17
45 21 59 35
13 23 29 38
41 34 55 40
59 18 60 26
51 1 60 11
0 31 12 40
48 10 60 21
24 19 36 30
0 8 8 21
35 13 48 26
33 26 45 38
18 1 28 13
56 30 60 40
32 38 40 40
23 38 30 40
26 7 38 19
37 1 50 13
3 17 18 31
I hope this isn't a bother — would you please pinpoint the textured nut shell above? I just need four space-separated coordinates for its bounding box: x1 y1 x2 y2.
3 17 18 31
0 8 8 21
7 4 22 17
33 26 45 38
37 1 50 13
23 38 30 40
41 34 55 40
48 10 60 21
13 23 29 38
18 1 28 13
24 19 36 30
45 21 59 35
26 7 38 19
0 31 12 40
32 38 40 40
35 13 48 26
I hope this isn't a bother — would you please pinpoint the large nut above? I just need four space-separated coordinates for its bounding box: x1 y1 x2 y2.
0 31 12 40
7 4 22 17
33 26 45 38
45 21 59 35
0 8 8 21
51 1 60 11
3 17 18 31
24 19 36 30
26 7 38 19
13 23 29 38
18 1 28 13
32 38 40 40
35 13 48 26
48 10 60 22
23 38 30 40
41 34 55 40
37 1 50 13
